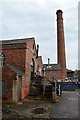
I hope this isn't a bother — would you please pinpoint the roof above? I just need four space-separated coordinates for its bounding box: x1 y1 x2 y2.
67 69 74 73
0 37 35 45
5 64 24 76
56 9 63 14
43 64 60 71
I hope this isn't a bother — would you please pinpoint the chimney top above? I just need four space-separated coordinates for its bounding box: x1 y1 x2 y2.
48 58 50 61
56 10 63 19
56 9 63 14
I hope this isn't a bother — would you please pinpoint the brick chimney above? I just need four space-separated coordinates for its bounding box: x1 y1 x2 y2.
56 10 67 79
48 58 50 68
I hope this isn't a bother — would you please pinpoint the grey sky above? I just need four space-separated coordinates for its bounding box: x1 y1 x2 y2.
0 0 79 70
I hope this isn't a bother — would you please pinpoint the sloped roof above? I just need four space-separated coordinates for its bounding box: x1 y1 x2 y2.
0 37 35 45
5 64 24 76
43 64 60 71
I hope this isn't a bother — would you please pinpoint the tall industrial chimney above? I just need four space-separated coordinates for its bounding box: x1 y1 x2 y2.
56 10 67 79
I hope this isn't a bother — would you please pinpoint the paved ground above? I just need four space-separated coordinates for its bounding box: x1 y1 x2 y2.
51 91 79 119
2 97 52 119
12 99 52 118
2 90 80 119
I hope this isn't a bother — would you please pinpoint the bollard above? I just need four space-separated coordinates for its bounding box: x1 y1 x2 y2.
52 81 57 102
58 84 60 96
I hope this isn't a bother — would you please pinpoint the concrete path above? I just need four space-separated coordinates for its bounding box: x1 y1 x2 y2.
51 91 79 119
12 99 52 118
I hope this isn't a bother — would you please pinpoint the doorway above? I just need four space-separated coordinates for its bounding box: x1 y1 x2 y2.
13 76 22 103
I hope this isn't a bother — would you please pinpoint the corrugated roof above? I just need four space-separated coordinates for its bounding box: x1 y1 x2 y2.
43 64 60 71
6 64 24 76
0 37 35 45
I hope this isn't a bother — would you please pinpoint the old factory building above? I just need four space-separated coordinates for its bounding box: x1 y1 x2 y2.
42 58 61 81
0 37 43 103
0 9 67 103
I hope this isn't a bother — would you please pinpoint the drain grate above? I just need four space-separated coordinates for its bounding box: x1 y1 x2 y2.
32 107 46 114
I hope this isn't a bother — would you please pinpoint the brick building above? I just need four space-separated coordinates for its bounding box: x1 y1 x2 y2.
67 69 74 79
0 9 68 103
0 37 43 103
42 58 61 82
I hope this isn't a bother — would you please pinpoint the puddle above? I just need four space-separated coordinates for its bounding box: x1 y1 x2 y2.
32 107 46 114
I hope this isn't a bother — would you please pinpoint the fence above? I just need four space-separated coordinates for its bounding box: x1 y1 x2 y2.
57 82 79 91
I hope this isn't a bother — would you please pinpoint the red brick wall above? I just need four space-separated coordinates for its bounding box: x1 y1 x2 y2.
2 65 16 103
45 70 61 81
23 40 37 97
0 39 39 102
2 44 26 72
21 75 30 99
1 43 28 102
1 42 30 100
25 40 37 82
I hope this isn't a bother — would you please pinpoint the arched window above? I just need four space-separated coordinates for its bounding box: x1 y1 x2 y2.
30 58 35 82
31 58 35 72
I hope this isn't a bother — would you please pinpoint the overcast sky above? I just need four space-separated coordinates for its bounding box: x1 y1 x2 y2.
0 0 79 70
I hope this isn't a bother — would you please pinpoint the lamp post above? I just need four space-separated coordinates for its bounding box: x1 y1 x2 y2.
52 79 57 103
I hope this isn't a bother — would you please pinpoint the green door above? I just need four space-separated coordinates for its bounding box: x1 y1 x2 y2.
2 80 7 100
